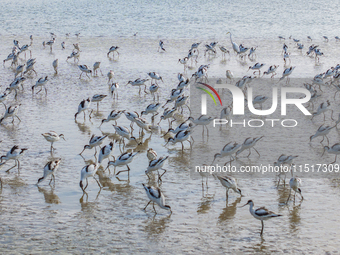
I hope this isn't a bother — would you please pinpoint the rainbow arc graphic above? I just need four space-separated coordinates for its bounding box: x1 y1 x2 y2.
196 82 223 106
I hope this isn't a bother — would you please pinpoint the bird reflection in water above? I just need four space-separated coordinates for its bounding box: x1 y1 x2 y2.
276 182 288 205
96 166 133 199
251 236 267 253
37 186 61 204
75 119 92 135
143 214 171 239
80 188 102 204
287 203 301 233
91 108 105 119
198 169 210 190
197 191 215 214
218 196 242 223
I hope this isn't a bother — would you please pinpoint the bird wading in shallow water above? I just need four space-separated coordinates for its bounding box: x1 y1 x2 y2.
80 163 101 192
158 40 166 52
286 177 303 203
142 183 172 214
0 145 27 173
0 104 21 124
107 46 119 58
240 200 282 236
75 98 92 121
37 159 61 186
80 135 107 157
41 131 66 151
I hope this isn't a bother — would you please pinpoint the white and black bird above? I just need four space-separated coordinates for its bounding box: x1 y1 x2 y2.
14 64 25 77
279 66 295 83
248 63 265 75
126 78 149 94
6 77 25 99
212 142 242 166
148 72 163 84
52 59 58 74
46 38 56 52
214 175 242 198
91 94 107 111
219 46 230 59
236 136 264 158
263 65 279 78
106 151 139 175
147 148 157 161
158 40 166 52
141 103 161 122
322 143 340 164
37 159 61 186
240 200 282 236
113 125 138 146
188 115 214 136
145 156 169 182
100 110 123 126
93 62 103 76
311 100 331 121
41 131 66 151
98 142 115 164
107 70 114 83
142 183 172 214
178 57 189 71
149 83 160 100
0 104 21 124
80 135 107 156
32 76 49 95
107 46 119 58
163 120 195 136
78 65 92 79
75 98 92 120
252 95 269 110
66 51 80 62
287 177 303 203
110 82 119 99
80 163 101 192
165 130 192 151
310 124 335 145
0 145 27 172
23 60 37 76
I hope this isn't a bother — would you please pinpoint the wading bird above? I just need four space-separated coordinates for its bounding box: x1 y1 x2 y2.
240 200 282 236
142 183 172 214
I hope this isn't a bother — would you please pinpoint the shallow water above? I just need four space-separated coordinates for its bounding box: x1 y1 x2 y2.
1 1 340 254
0 0 339 39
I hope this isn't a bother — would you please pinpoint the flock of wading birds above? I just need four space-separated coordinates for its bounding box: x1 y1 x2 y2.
0 32 339 235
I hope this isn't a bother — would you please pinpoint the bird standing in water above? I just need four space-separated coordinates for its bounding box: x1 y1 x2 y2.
240 200 282 235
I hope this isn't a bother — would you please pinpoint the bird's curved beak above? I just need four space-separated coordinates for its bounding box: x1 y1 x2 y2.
238 203 248 208
321 148 326 157
79 148 85 155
